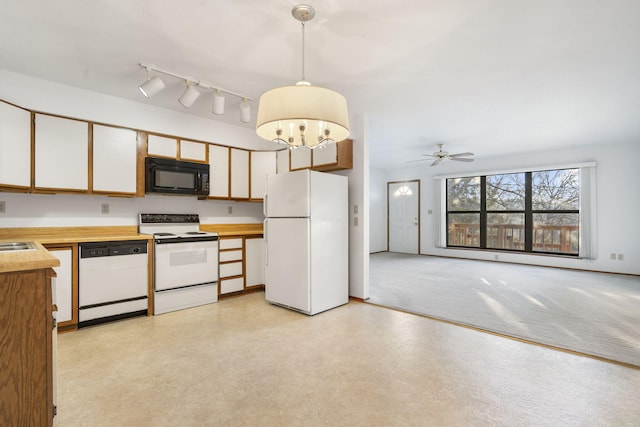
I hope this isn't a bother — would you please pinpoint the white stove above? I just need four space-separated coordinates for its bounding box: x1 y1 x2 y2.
139 214 219 315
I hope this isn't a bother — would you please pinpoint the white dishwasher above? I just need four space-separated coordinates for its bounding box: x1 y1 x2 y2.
79 240 148 327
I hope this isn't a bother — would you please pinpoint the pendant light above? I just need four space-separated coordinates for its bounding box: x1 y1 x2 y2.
256 4 350 149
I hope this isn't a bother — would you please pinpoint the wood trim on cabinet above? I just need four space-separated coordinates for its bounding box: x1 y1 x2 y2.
136 131 147 196
312 139 353 172
44 244 79 332
88 123 94 192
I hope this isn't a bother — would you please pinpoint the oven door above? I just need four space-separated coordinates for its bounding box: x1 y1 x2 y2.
154 239 219 291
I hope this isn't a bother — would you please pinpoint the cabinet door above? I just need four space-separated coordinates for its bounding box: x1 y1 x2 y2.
245 237 265 287
230 148 249 199
147 134 178 158
311 142 338 167
48 248 74 324
290 146 311 170
250 151 277 200
0 101 31 187
208 145 229 198
180 140 207 162
276 149 289 174
35 114 89 190
92 125 137 194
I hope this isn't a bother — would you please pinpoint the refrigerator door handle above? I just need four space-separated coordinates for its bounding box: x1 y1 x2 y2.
263 194 268 217
263 219 268 266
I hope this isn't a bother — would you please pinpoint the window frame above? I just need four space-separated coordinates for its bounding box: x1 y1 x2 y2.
446 168 580 257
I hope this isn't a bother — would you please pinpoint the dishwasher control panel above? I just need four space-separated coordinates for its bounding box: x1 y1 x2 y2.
80 240 148 258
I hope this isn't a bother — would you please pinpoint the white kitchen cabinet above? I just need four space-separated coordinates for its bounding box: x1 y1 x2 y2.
0 100 31 188
47 247 74 324
230 148 249 199
276 149 289 174
250 151 277 200
290 146 311 170
34 114 89 191
92 125 137 194
208 145 229 198
311 142 338 167
147 134 178 158
245 237 264 288
180 140 207 162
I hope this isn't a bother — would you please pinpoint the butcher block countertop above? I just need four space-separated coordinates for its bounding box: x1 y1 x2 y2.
0 240 60 274
0 223 263 243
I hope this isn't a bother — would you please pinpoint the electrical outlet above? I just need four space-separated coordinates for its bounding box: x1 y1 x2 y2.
353 204 358 214
101 203 109 214
0 201 5 213
227 206 233 214
494 254 499 260
610 253 617 260
428 209 433 215
354 216 358 226
617 253 624 261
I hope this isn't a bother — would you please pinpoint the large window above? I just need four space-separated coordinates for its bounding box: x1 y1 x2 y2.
447 168 579 256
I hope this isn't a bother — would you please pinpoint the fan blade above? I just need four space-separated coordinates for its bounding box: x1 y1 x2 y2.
420 153 437 157
450 157 474 162
449 152 474 158
430 158 443 166
405 159 428 163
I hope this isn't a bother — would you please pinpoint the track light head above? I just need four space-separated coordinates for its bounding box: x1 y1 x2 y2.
213 90 225 115
239 98 251 123
179 81 200 108
139 75 165 98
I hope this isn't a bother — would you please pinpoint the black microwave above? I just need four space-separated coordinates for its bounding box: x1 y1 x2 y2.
145 157 210 196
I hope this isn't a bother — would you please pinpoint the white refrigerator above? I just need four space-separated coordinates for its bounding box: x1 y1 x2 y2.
264 169 349 315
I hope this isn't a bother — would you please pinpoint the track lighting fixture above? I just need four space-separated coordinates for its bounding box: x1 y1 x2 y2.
138 63 253 123
138 67 165 98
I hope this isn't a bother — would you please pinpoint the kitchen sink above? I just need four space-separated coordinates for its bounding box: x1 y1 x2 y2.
0 242 38 252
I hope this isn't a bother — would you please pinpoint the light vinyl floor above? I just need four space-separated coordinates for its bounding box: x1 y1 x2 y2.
57 292 640 426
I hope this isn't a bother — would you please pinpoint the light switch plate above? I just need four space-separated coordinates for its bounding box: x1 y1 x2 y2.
0 201 5 213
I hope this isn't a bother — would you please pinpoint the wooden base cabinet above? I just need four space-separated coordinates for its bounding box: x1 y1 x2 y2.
0 268 56 426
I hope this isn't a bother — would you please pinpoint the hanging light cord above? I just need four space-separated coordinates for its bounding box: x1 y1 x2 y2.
301 21 306 83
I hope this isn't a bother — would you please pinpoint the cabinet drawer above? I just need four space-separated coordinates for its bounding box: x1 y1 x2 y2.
219 238 243 250
220 277 244 294
219 250 243 262
220 261 243 278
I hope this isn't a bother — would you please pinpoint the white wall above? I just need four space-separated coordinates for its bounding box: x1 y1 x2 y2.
0 192 262 228
373 141 640 275
336 114 370 299
0 69 269 150
369 167 388 253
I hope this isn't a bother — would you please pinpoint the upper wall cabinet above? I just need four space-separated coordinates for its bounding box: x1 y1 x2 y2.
311 139 353 171
34 114 89 191
147 134 177 158
208 144 230 199
290 146 312 171
147 134 207 163
0 101 31 188
230 148 249 199
250 151 277 200
179 140 207 162
278 139 353 173
276 149 289 174
92 125 138 195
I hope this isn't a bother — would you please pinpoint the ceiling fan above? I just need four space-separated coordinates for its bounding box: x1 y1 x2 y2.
408 144 475 166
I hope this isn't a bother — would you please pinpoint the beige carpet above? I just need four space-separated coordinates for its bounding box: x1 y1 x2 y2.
369 252 640 367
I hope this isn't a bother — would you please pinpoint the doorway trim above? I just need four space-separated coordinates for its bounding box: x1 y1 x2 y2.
387 179 421 253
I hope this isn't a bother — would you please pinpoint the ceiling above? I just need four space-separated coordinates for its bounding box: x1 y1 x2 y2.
2 0 639 169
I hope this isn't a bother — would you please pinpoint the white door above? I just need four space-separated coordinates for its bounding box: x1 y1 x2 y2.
388 180 420 254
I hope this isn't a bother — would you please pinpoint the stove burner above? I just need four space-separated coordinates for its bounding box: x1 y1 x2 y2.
154 232 175 237
185 231 205 235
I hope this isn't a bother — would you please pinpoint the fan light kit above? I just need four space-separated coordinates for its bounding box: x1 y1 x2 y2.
255 4 350 150
137 63 252 123
408 144 475 166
